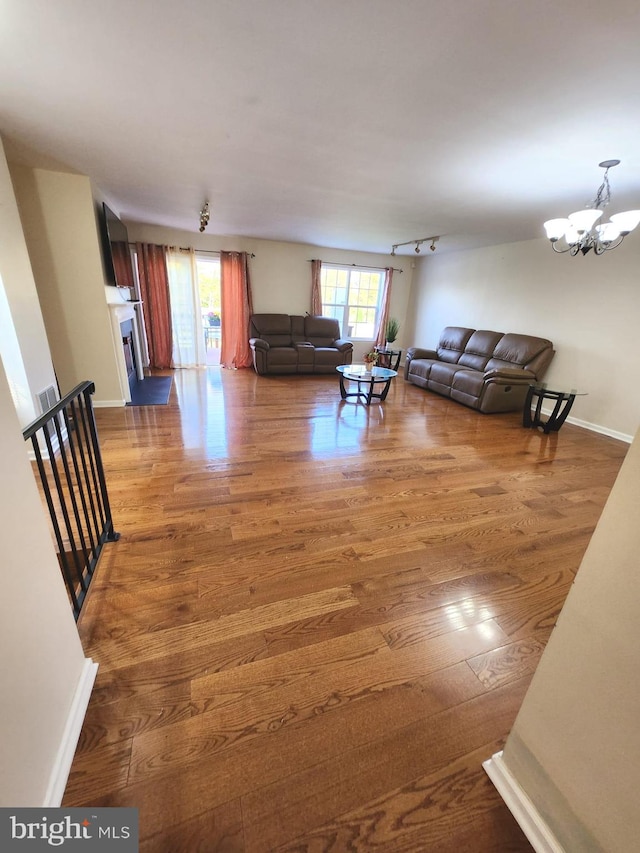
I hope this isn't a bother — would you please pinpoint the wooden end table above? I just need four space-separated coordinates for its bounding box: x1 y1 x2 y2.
374 347 402 371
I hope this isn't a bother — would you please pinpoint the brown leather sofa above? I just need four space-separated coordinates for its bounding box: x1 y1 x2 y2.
249 314 353 375
405 326 555 413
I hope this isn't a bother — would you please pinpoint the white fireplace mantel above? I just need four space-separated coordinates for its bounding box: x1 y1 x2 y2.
105 287 145 402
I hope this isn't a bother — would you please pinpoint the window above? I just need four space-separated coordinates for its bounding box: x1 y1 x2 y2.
320 265 384 340
195 254 221 326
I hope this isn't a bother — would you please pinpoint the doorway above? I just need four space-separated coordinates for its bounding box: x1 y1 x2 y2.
197 255 221 366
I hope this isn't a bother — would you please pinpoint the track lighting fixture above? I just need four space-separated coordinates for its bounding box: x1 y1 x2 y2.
199 202 210 233
390 236 439 256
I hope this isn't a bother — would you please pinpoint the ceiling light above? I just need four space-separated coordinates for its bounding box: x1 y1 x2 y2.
390 236 439 256
543 161 640 255
199 202 210 233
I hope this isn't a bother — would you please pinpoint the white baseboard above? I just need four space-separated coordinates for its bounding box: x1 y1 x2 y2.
483 752 566 853
43 657 99 807
93 399 126 408
564 414 633 444
537 405 633 443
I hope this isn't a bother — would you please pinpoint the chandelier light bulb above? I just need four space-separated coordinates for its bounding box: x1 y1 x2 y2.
543 219 570 241
596 222 621 243
567 208 602 234
609 210 640 235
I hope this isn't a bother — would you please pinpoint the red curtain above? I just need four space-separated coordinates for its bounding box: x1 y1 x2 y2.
220 251 254 369
136 243 173 369
310 259 322 315
374 267 394 347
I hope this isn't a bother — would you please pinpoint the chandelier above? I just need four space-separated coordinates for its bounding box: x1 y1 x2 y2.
543 160 640 255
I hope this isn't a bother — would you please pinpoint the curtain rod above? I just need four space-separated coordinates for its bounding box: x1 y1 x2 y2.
178 248 256 257
308 259 403 273
128 243 255 258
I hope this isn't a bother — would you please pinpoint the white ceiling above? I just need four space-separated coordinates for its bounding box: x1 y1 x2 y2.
2 0 640 255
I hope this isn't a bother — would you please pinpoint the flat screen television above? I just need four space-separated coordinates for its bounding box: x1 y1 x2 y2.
100 202 135 289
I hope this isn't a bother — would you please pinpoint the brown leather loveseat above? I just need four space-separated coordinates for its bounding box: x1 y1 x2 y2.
405 326 555 413
249 314 353 375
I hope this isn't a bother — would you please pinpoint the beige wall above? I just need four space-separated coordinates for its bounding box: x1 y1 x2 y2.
0 138 58 427
10 166 123 404
409 238 640 440
0 355 90 805
502 426 640 852
127 223 414 362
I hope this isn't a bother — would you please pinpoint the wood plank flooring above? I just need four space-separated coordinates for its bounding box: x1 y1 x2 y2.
63 368 628 851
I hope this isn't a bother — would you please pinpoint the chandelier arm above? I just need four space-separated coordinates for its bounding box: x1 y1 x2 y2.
551 242 572 254
597 234 625 254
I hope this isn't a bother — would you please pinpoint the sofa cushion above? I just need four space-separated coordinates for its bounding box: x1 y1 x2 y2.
430 361 464 386
452 369 486 397
290 315 306 341
408 358 435 381
485 333 554 372
304 315 341 347
314 347 346 367
436 326 474 363
267 346 299 363
250 314 293 347
458 330 503 371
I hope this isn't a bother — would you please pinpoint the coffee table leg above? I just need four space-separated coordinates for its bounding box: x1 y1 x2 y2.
339 375 347 399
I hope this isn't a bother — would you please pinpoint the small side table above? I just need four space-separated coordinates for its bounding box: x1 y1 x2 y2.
523 384 587 433
375 347 402 371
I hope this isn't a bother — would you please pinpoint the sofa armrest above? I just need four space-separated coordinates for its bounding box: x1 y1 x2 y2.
483 367 536 384
249 337 270 351
334 339 353 353
407 347 437 361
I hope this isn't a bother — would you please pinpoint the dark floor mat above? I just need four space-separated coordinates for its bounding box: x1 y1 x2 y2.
127 376 173 406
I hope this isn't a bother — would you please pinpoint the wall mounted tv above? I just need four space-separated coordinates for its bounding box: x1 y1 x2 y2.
100 202 135 288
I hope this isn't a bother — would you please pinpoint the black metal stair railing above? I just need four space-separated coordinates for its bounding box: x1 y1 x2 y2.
22 380 120 620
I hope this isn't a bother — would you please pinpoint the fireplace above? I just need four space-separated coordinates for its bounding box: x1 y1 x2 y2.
106 291 146 403
122 332 136 387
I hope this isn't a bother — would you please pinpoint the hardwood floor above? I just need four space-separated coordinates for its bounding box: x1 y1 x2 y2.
63 368 628 851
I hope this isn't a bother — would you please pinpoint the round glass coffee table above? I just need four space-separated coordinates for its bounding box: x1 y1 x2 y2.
336 364 397 405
